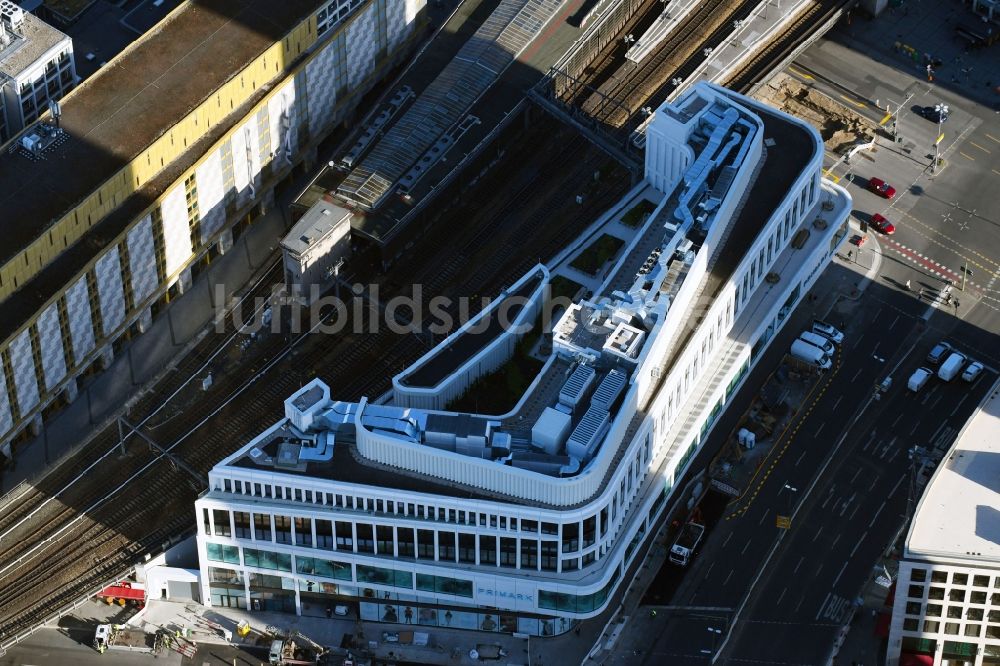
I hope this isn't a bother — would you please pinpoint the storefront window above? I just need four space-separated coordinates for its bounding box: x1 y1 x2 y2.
295 556 352 580
356 564 412 589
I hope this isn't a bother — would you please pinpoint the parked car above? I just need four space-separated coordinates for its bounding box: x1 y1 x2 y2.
870 213 895 235
868 177 896 199
962 360 984 383
917 105 949 123
927 341 953 365
850 234 868 247
938 352 968 382
812 320 844 345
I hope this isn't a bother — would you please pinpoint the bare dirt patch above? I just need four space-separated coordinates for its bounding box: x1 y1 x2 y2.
753 72 878 154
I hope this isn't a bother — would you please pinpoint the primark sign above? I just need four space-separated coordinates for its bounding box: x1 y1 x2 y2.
477 587 533 604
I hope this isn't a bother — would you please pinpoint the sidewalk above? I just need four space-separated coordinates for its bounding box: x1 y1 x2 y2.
134 599 542 666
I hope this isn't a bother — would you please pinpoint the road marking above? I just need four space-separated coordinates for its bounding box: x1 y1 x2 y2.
831 533 841 548
832 561 850 587
794 596 805 613
815 421 825 437
993 169 1000 177
704 561 715 578
850 537 863 558
840 94 866 108
960 151 975 161
987 133 1000 144
879 112 892 126
869 500 887 528
851 367 863 382
929 394 943 409
758 509 769 525
776 587 787 605
816 592 832 621
722 532 732 548
889 314 900 329
741 538 752 555
869 471 881 490
794 449 807 466
831 395 843 411
951 393 970 417
970 141 992 154
813 526 824 542
724 569 734 585
789 66 813 80
910 420 920 435
889 474 906 498
849 503 861 520
850 467 862 484
891 413 903 427
794 556 805 574
839 492 856 516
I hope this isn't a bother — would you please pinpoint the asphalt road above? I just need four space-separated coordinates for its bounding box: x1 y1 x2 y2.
628 11 1000 664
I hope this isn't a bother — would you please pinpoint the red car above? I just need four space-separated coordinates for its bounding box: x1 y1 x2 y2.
868 177 896 199
870 213 895 235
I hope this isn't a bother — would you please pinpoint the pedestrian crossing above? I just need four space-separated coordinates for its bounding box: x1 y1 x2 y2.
815 592 853 624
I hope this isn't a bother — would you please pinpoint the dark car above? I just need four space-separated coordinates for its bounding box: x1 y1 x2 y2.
917 106 949 123
868 177 896 199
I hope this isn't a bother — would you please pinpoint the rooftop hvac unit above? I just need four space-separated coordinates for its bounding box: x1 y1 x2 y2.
559 364 596 410
591 370 627 410
531 407 571 456
566 406 610 461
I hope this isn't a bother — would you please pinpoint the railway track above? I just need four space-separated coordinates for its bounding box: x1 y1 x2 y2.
723 0 849 94
0 119 630 645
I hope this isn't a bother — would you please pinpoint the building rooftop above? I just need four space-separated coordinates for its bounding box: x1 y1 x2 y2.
282 200 352 256
0 0 318 285
0 5 68 80
211 83 828 510
0 0 320 341
907 385 1000 563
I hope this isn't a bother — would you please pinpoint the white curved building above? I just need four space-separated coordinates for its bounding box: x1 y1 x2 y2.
195 82 851 636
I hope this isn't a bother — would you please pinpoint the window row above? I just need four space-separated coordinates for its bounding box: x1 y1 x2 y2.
203 508 612 569
909 568 999 588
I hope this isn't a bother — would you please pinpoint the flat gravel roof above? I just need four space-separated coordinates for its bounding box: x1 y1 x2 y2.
0 0 319 271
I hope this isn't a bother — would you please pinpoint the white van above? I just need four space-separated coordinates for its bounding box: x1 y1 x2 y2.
938 352 967 382
798 330 835 356
907 367 932 392
790 339 832 370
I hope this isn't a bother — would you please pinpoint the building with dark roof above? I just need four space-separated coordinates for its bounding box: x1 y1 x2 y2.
0 0 426 456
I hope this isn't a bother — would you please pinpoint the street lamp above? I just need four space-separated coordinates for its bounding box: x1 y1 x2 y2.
932 103 948 174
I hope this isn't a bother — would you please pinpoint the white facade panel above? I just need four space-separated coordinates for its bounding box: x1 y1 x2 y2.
346 6 377 89
127 214 158 306
36 303 67 391
386 0 409 50
230 118 261 209
267 81 298 169
306 35 340 137
160 185 193 278
196 150 227 244
95 248 126 335
9 329 39 416
0 366 12 437
65 276 95 365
